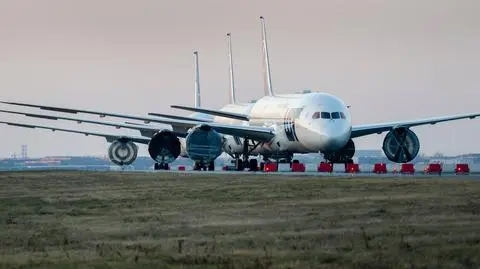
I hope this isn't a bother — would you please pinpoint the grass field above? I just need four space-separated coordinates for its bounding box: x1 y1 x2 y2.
0 171 479 269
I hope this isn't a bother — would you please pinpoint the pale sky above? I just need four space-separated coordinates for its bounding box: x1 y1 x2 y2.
0 0 479 158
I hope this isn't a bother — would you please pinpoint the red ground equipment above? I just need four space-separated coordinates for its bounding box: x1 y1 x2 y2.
345 163 360 173
424 163 442 175
178 166 186 171
317 162 333 173
400 163 415 174
291 162 305 172
373 163 387 174
264 163 278 172
455 163 470 174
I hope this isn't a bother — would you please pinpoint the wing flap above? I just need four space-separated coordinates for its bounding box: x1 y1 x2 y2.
351 113 480 138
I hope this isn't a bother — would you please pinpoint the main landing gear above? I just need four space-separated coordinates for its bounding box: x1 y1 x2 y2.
154 162 169 170
234 138 261 171
193 161 215 171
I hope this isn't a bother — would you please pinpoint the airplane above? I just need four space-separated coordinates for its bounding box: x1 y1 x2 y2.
0 16 479 172
0 34 255 171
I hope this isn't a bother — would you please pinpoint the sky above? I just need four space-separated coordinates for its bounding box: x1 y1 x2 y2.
0 0 479 158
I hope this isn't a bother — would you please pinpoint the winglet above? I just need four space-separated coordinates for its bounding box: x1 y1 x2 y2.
260 16 274 96
226 33 236 104
193 51 201 108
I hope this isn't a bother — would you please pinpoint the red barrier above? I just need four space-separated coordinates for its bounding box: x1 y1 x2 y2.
264 163 278 172
424 163 442 174
455 163 470 174
345 163 360 173
291 163 305 172
178 166 185 171
373 163 387 174
318 162 333 173
400 163 415 174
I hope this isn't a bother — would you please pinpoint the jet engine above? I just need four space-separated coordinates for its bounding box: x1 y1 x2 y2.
323 139 355 163
382 127 420 163
148 130 181 163
185 124 223 164
108 138 138 166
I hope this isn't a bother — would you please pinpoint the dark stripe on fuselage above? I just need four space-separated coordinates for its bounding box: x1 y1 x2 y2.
283 109 298 142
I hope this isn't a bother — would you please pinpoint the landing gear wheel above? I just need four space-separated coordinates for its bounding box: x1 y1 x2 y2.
208 161 215 171
235 159 244 171
193 162 201 171
249 159 258 171
154 162 169 170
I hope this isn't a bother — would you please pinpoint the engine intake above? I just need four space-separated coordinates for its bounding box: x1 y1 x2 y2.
108 138 138 166
185 124 223 164
148 130 181 163
382 127 420 163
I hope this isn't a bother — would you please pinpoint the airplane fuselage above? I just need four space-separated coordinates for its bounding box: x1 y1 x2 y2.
216 92 352 157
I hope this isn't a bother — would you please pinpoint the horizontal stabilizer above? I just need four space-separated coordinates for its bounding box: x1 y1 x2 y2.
170 105 249 121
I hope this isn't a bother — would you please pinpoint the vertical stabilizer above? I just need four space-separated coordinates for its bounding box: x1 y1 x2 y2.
193 51 201 108
226 33 236 104
260 16 274 96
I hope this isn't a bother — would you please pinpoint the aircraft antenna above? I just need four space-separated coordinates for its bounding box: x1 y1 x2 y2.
260 16 274 96
226 33 236 104
193 51 201 108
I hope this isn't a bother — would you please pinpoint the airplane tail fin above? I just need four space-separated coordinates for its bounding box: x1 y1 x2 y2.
226 33 236 104
260 16 274 96
193 51 201 108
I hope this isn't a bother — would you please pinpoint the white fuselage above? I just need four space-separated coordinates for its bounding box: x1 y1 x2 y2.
217 92 352 156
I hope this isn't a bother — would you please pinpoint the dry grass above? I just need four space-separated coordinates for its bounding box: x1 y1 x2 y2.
0 170 479 268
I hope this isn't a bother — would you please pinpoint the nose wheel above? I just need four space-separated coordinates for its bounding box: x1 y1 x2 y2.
154 162 169 170
193 161 215 171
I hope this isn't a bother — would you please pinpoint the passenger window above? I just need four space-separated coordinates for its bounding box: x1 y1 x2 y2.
321 112 331 119
312 112 320 119
332 112 340 119
340 112 346 119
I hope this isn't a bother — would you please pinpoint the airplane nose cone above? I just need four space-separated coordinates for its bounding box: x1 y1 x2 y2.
319 124 351 151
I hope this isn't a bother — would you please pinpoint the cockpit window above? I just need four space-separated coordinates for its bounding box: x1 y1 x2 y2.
312 112 320 119
340 112 346 119
321 112 331 119
331 112 340 119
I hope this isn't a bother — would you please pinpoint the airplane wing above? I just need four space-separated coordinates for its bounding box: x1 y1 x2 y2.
0 120 151 144
0 109 188 138
351 113 480 138
170 105 250 121
0 100 196 132
0 101 275 141
146 112 211 122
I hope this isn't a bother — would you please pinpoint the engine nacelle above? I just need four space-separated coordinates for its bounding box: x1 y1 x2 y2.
108 138 138 166
185 124 223 164
148 130 181 163
382 127 420 163
323 139 355 163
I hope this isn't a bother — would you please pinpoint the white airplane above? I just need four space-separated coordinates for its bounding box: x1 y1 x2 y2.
0 34 252 171
0 16 479 172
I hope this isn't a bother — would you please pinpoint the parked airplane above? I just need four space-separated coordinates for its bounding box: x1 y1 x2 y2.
0 16 479 172
0 34 254 171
